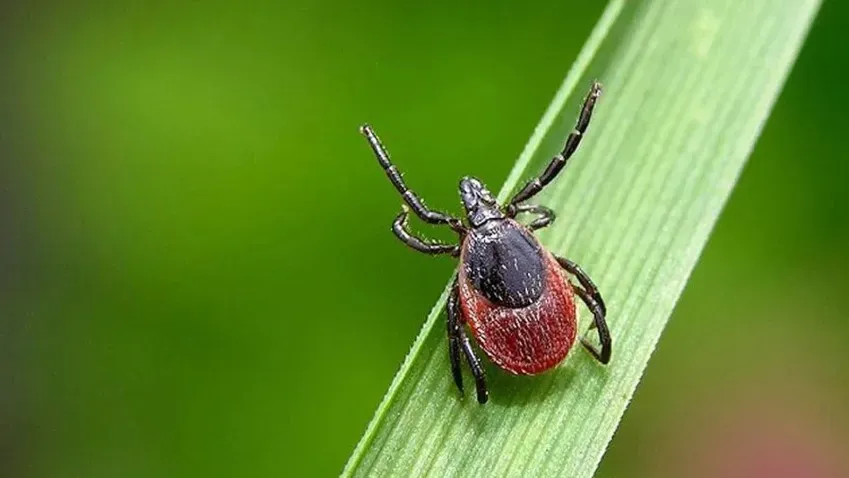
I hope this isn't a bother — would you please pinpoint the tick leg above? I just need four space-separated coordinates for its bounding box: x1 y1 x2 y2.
507 203 556 231
555 256 611 364
509 82 602 206
393 207 459 256
361 124 463 229
573 286 611 364
447 279 489 404
463 333 489 404
446 280 465 395
556 256 607 316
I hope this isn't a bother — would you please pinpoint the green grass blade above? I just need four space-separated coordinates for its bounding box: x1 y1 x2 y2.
342 1 821 477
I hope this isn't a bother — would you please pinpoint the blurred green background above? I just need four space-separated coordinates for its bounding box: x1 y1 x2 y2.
1 1 847 477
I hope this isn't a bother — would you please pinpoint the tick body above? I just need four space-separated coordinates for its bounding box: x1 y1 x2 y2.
459 218 577 375
362 82 610 404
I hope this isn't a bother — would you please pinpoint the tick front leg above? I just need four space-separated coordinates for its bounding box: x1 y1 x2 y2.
361 124 462 229
555 256 611 364
507 203 556 231
509 82 602 206
447 279 488 404
393 207 459 256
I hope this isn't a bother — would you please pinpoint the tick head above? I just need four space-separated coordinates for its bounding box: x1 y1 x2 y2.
459 176 503 227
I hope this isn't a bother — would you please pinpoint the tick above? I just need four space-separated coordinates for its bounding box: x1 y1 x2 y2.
361 82 611 404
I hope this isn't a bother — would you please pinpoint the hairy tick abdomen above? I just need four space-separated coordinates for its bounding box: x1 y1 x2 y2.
459 220 578 375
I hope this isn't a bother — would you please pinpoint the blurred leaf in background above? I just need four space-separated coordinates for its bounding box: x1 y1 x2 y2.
0 0 846 477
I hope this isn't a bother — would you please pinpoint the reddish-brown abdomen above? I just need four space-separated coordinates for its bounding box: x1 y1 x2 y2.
458 252 577 375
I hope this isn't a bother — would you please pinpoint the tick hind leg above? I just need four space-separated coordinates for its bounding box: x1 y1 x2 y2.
573 287 611 364
555 256 611 364
447 279 488 404
557 257 606 315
